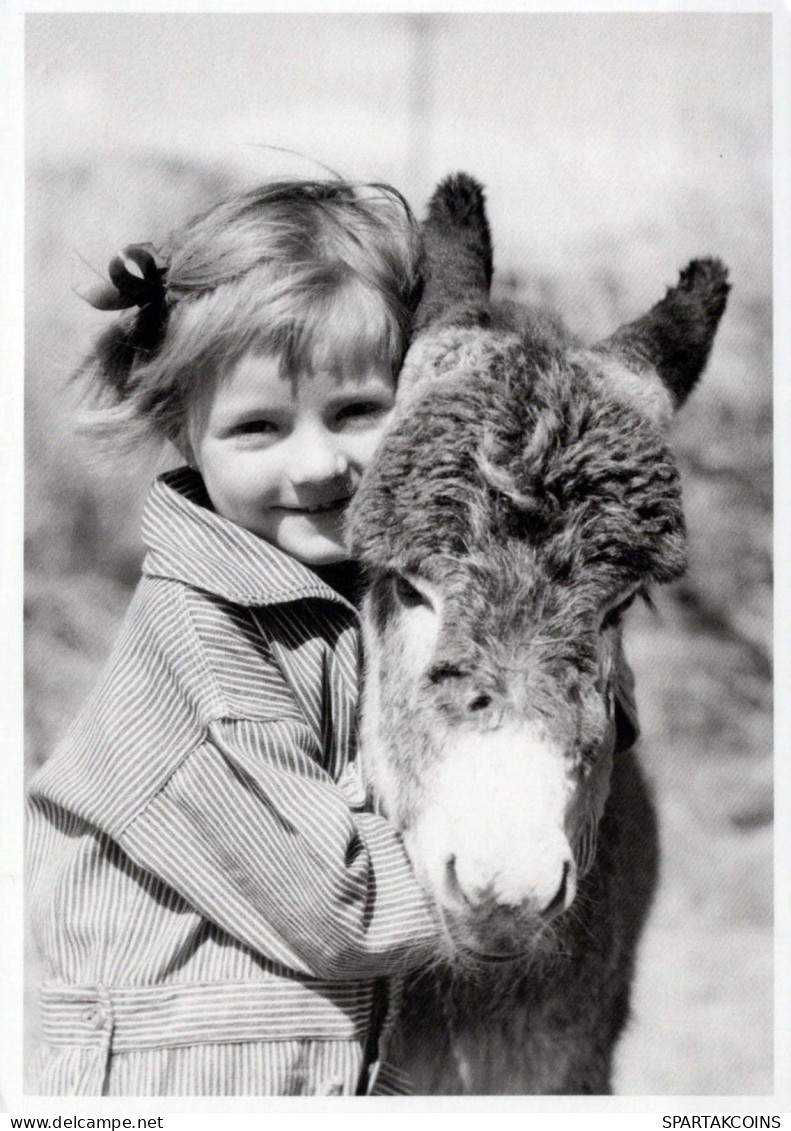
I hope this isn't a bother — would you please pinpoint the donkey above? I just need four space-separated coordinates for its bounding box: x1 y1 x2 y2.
347 175 729 1094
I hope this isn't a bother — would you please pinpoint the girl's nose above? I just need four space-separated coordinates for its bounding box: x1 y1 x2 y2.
286 431 348 486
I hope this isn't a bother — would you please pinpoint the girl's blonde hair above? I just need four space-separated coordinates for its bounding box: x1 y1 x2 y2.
79 179 424 448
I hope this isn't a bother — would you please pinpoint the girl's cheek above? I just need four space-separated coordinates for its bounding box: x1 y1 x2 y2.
237 451 280 495
210 450 272 509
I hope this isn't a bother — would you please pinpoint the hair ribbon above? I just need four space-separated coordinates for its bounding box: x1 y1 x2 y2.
74 244 168 311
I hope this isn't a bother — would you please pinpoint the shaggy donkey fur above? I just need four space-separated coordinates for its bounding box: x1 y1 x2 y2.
347 174 729 1094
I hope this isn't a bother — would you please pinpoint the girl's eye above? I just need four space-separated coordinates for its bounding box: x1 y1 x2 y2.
336 402 389 427
234 420 279 436
600 591 637 631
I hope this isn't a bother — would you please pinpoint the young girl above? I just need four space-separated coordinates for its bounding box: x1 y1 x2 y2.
26 179 442 1097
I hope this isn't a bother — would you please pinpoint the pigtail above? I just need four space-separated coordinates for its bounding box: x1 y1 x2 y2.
79 301 169 403
89 316 140 400
72 244 180 450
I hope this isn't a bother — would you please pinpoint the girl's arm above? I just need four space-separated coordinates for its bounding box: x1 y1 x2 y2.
113 716 439 981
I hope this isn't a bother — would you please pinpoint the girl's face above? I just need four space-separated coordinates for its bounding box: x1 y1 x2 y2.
186 351 396 565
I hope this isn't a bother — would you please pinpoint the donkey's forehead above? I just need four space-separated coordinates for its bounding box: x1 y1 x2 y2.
348 348 687 585
396 325 525 399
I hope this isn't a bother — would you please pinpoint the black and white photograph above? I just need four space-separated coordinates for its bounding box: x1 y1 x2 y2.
11 8 779 1109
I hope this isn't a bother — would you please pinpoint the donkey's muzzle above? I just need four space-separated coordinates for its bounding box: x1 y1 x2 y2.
404 723 581 948
437 852 577 957
444 849 577 921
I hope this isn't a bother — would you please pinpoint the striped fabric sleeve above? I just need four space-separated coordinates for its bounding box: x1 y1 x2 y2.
119 716 440 981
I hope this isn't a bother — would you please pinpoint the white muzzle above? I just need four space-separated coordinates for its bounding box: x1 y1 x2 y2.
405 725 577 922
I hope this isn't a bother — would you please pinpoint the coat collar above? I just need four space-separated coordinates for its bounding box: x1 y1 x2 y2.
141 467 355 610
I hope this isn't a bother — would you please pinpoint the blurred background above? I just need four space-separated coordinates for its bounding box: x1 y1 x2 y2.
25 13 772 1095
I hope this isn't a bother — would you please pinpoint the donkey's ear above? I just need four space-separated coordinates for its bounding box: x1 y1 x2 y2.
594 259 730 417
414 173 494 332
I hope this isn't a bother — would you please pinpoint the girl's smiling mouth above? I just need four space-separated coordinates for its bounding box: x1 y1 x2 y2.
275 495 352 515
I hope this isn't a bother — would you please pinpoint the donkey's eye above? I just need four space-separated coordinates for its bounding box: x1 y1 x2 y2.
600 591 637 631
393 573 432 609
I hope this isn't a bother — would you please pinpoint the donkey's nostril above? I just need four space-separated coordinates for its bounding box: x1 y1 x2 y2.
445 854 472 907
467 694 492 713
540 860 572 920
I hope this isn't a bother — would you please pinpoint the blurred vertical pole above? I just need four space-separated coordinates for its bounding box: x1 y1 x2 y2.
406 14 436 206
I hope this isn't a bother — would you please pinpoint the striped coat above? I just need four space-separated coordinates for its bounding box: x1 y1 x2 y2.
27 467 439 1097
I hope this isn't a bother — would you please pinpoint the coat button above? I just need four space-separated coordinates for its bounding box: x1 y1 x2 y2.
85 1004 106 1029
